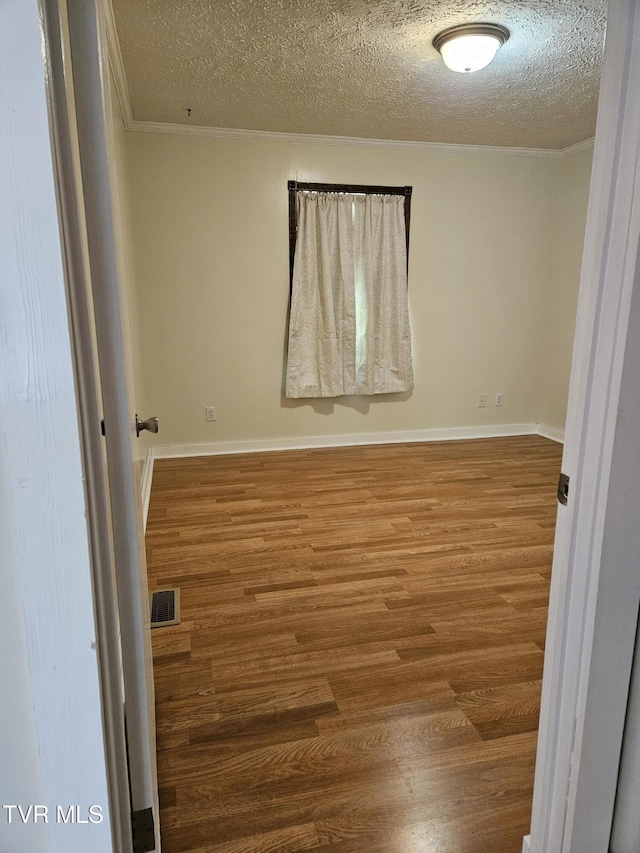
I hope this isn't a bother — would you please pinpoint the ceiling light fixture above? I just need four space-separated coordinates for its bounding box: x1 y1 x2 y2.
433 23 510 73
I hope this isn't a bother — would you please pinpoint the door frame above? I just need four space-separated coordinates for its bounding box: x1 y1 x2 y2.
40 1 133 850
529 2 640 851
44 0 160 849
65 0 161 844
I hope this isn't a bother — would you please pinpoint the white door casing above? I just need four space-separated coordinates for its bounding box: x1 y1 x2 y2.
529 2 640 851
62 0 160 847
41 0 135 850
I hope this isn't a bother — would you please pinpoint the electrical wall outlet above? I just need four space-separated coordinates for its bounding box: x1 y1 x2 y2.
478 395 487 408
495 392 504 407
205 406 216 422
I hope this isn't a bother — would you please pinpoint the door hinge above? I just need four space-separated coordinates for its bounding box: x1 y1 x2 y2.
131 807 155 853
557 472 570 506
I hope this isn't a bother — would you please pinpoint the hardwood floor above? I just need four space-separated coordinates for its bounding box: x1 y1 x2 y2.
146 435 562 852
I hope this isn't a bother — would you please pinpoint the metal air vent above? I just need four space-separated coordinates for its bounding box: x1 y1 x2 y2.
149 588 181 628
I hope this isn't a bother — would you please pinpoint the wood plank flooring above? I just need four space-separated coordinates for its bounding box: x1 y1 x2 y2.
146 435 562 853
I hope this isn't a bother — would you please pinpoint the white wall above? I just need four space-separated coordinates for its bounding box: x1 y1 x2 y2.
123 130 592 448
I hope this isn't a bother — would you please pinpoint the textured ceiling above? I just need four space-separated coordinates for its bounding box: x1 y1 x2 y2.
112 0 607 149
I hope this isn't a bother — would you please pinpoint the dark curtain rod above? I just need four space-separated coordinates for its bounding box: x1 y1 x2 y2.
288 180 412 196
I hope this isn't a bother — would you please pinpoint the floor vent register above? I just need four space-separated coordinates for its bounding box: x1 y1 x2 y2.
149 588 181 628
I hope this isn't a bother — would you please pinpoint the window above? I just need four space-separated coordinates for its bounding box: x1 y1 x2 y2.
285 181 414 398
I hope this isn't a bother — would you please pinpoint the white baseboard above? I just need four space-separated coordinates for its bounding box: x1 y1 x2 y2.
522 834 531 853
151 423 539 459
536 423 565 443
140 447 154 531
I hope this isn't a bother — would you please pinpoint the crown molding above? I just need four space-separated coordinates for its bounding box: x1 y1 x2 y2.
559 137 595 158
127 119 585 158
100 0 133 127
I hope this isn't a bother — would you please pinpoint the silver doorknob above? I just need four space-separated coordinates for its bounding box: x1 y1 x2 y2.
135 415 159 437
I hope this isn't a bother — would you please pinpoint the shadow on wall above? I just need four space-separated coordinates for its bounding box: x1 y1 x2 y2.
280 391 413 415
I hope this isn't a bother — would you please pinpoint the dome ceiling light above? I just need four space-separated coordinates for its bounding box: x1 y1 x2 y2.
433 23 510 73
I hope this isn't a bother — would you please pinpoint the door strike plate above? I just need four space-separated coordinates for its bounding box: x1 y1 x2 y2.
557 472 570 506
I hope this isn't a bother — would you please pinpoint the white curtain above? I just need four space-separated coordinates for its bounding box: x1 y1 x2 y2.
285 191 414 398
